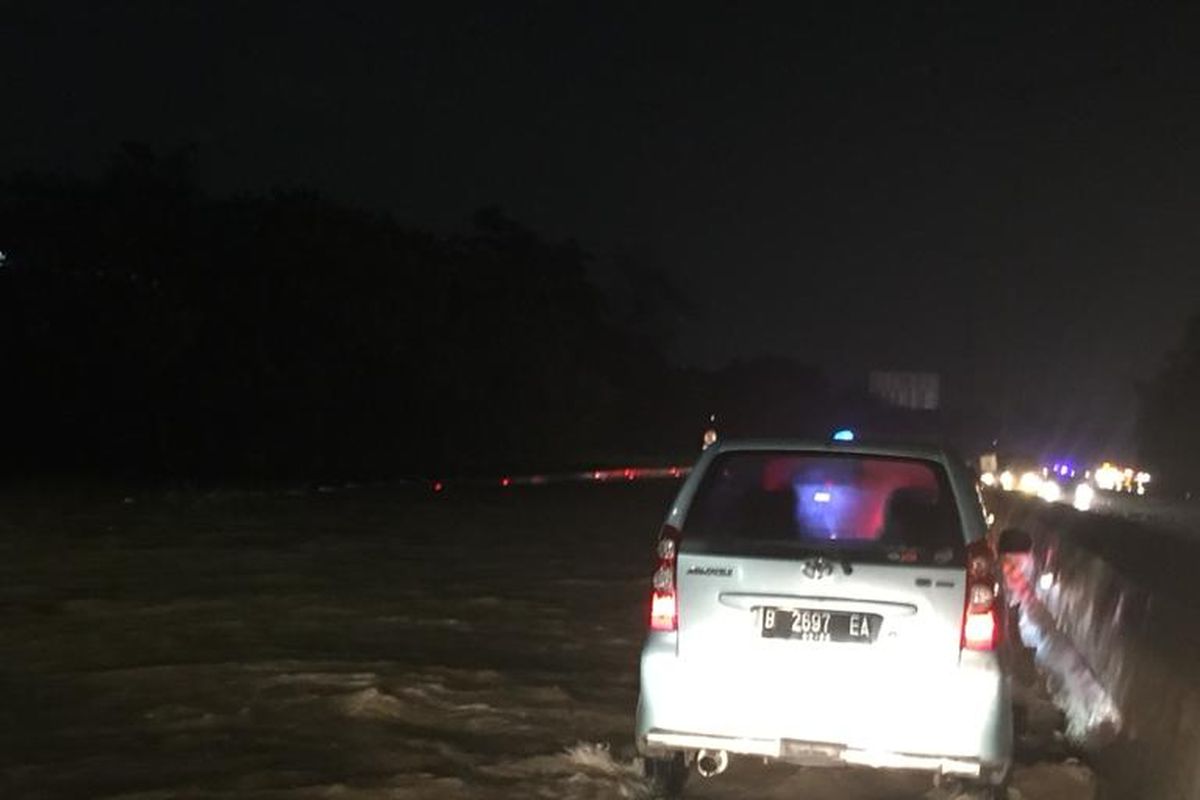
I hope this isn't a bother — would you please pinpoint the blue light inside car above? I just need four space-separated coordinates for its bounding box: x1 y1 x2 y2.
796 482 863 539
832 429 855 442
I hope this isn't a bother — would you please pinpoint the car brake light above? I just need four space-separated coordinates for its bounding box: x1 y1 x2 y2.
649 525 680 632
650 591 676 631
652 565 673 590
963 610 996 649
962 539 999 651
656 536 676 559
968 583 995 608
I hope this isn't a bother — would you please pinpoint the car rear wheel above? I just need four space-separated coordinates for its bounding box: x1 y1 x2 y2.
643 752 689 797
937 776 1009 800
966 778 1010 799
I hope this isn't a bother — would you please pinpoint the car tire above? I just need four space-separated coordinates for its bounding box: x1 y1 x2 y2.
938 776 1009 800
970 778 1010 799
643 752 689 797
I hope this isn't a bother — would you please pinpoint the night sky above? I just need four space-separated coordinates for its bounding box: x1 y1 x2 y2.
7 3 1200 458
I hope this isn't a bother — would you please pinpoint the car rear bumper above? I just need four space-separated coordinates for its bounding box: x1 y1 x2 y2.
636 634 1013 771
640 729 999 779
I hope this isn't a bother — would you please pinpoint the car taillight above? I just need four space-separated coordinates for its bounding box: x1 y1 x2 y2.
962 539 999 651
649 525 680 632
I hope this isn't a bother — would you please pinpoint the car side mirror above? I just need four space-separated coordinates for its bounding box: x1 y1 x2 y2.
997 527 1033 554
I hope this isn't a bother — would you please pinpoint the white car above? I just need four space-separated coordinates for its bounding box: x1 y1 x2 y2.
636 438 1028 797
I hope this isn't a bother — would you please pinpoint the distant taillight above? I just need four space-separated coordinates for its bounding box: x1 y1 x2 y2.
649 525 680 632
962 539 999 651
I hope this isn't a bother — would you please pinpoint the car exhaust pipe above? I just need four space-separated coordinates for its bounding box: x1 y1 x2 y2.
695 749 729 778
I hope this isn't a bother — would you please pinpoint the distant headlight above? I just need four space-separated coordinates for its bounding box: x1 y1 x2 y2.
1073 482 1095 511
1018 471 1043 495
1037 480 1061 503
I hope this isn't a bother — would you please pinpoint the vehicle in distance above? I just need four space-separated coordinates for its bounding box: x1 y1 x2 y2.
636 438 1028 798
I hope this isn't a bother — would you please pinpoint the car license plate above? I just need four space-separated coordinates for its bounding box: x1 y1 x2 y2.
760 607 882 643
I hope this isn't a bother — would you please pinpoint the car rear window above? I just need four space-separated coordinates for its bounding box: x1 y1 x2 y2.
682 451 964 561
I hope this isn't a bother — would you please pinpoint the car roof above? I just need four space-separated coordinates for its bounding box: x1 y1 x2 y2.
708 437 951 464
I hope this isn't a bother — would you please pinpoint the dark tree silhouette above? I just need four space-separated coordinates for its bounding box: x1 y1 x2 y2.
1137 311 1200 495
0 149 717 482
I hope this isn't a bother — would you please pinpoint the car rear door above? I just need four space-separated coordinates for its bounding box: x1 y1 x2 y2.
673 449 970 746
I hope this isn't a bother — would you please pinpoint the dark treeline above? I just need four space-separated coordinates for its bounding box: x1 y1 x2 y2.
0 146 864 484
1138 311 1200 495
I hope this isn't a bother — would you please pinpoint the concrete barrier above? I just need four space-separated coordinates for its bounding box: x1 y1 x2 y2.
988 492 1200 799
